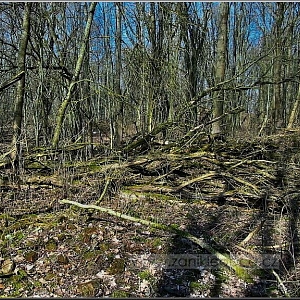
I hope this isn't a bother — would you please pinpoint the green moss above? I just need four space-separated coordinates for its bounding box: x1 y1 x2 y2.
5 269 29 296
107 258 125 275
6 290 22 297
190 281 201 289
44 273 57 281
88 165 100 172
112 290 129 298
17 269 27 278
251 268 266 277
0 214 15 223
74 245 84 254
138 270 152 281
24 239 37 248
31 280 42 288
239 258 255 268
99 243 110 252
234 265 253 283
213 269 228 283
107 252 115 261
77 280 100 297
70 179 82 186
170 223 180 230
151 237 162 247
14 231 25 241
137 270 156 287
190 281 211 291
126 209 141 218
25 161 45 169
45 239 58 251
2 230 25 249
21 214 38 221
83 250 98 260
70 205 81 213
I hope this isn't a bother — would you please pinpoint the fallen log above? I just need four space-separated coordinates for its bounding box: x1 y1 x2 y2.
123 122 173 153
60 198 254 283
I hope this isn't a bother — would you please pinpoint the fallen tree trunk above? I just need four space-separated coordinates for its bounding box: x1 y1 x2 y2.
123 122 173 153
60 198 254 283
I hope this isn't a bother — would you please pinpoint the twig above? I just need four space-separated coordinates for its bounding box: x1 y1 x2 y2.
272 269 290 297
95 178 111 205
239 219 265 246
175 172 217 191
0 71 25 92
150 164 183 183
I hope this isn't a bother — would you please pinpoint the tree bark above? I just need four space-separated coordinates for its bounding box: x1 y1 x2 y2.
272 3 285 130
114 2 123 147
10 3 31 165
52 2 97 148
287 83 300 129
211 2 229 136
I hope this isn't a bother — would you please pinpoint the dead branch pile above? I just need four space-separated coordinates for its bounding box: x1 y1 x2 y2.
2 124 300 215
119 135 288 210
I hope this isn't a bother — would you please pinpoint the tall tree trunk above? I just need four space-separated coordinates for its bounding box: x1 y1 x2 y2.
211 2 229 136
287 83 300 129
114 2 123 147
52 2 97 148
272 3 285 131
10 3 31 166
82 10 93 157
179 3 208 124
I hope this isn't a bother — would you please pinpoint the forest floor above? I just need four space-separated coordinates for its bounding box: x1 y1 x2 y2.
1 131 300 297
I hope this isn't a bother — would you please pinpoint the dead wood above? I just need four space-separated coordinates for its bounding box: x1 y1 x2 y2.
60 198 254 283
1 127 296 216
0 71 25 92
123 122 173 153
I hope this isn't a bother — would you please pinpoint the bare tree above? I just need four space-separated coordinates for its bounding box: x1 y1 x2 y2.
211 2 229 136
10 3 31 165
52 2 97 148
272 3 285 130
113 2 123 147
178 3 209 124
1 2 300 157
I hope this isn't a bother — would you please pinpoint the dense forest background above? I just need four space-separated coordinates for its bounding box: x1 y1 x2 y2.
1 2 300 161
2 2 300 297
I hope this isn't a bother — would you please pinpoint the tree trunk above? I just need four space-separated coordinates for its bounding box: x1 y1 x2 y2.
10 3 31 165
272 3 284 130
52 2 97 148
287 83 300 129
114 2 123 147
211 2 229 136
